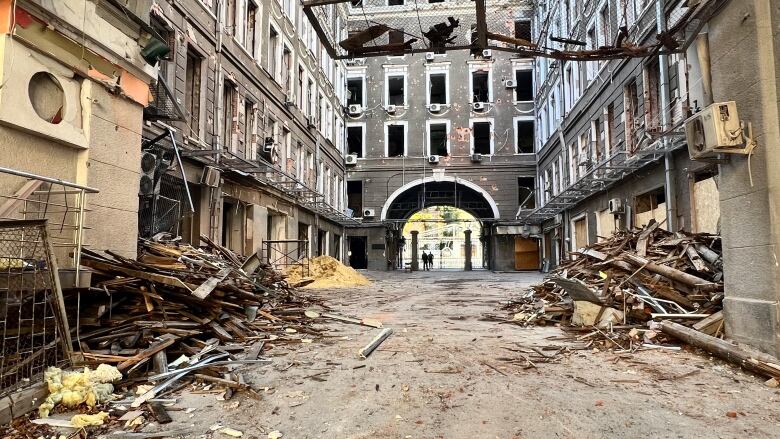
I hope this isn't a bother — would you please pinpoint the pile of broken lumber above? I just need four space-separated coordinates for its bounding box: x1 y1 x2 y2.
502 220 724 337
68 235 324 402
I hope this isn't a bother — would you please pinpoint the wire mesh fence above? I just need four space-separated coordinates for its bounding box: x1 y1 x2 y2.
0 220 71 399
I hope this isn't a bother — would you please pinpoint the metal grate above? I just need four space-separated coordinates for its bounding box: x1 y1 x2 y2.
144 76 185 121
0 220 71 399
264 240 310 277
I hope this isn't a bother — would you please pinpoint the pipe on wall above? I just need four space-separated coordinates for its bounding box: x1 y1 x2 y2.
656 0 677 231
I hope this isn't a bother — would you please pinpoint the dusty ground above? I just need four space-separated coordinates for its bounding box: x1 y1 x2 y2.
153 270 778 438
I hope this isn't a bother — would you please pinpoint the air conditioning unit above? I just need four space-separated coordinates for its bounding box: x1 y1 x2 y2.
363 208 375 217
345 154 358 165
429 103 442 113
482 49 492 58
386 105 397 114
472 102 487 112
505 80 517 88
685 101 745 160
608 198 624 215
139 151 159 196
201 166 221 187
348 104 363 115
425 52 435 61
263 137 275 153
471 153 483 163
428 155 440 164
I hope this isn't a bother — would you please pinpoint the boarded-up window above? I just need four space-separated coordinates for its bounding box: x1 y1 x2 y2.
515 237 540 270
572 216 588 252
693 173 720 234
634 188 666 228
596 209 617 242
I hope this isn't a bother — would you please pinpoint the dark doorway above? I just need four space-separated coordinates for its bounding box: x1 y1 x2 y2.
349 236 368 269
317 229 327 256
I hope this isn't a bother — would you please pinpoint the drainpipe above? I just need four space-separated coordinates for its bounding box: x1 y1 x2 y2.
656 0 677 231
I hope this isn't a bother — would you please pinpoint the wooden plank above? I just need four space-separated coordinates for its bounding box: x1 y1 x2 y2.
192 267 231 299
622 253 718 291
81 258 197 295
0 383 48 425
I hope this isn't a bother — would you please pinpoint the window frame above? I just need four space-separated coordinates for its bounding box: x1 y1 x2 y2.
384 66 408 108
346 122 366 158
469 117 494 156
468 63 493 104
513 115 535 155
384 120 408 157
425 65 450 107
426 119 451 156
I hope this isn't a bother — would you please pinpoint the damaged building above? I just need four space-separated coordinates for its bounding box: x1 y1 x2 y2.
341 0 540 271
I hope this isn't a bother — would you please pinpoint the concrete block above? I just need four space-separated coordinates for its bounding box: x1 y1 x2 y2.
722 243 779 302
723 296 780 357
719 188 772 249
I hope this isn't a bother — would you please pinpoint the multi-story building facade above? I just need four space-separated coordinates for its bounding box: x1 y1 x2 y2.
519 0 711 267
342 0 540 271
141 0 354 260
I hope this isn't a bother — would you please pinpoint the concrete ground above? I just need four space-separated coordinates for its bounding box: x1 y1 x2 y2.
159 270 780 438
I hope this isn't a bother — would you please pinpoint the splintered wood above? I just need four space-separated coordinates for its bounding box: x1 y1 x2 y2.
499 221 724 349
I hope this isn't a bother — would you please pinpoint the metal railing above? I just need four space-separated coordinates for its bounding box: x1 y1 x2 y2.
0 167 99 287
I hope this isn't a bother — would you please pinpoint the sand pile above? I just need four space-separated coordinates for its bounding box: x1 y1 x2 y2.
285 255 370 289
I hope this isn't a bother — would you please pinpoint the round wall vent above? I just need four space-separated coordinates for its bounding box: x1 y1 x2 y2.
28 72 64 124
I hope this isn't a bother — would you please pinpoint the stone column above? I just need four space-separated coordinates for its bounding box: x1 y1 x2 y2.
464 229 473 271
410 231 419 271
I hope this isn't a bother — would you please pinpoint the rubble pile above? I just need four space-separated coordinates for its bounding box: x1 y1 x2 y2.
503 220 725 345
285 255 370 289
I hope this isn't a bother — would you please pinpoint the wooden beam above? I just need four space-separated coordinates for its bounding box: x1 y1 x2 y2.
474 0 487 49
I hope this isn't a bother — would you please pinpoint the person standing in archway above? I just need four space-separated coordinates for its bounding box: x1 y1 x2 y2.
428 252 434 270
421 251 429 271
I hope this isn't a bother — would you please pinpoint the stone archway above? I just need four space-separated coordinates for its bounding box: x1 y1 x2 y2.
380 176 500 221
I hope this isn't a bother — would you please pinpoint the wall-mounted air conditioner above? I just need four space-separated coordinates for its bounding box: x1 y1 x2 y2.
425 52 435 61
608 198 624 215
263 137 275 153
505 80 517 88
472 102 487 111
201 166 221 188
429 103 442 113
685 101 746 160
471 153 483 163
428 155 440 164
482 49 493 59
345 154 358 165
363 208 375 217
386 105 397 114
348 104 363 116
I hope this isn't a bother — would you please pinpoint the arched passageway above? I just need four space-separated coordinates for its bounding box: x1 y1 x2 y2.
379 177 498 271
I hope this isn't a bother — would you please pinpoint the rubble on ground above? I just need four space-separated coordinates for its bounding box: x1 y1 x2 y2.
284 255 370 289
496 220 725 350
1 235 384 438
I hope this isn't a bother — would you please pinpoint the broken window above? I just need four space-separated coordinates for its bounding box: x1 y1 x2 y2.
514 20 532 42
428 123 448 156
244 100 255 158
429 73 447 105
246 0 258 55
282 46 292 95
624 79 640 154
643 59 660 130
515 70 533 101
388 29 405 45
388 0 404 5
151 18 174 79
347 180 363 216
347 78 363 106
634 188 666 227
472 121 492 155
517 177 536 209
268 25 279 78
387 75 405 106
472 71 489 103
350 0 362 6
516 120 534 153
347 126 363 157
386 124 405 157
185 48 202 138
222 81 236 151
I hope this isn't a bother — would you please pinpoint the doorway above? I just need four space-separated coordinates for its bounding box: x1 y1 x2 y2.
348 236 368 269
514 237 540 270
